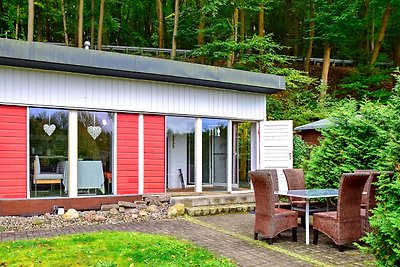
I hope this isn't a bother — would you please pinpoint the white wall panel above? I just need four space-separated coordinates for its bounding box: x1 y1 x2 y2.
0 66 266 120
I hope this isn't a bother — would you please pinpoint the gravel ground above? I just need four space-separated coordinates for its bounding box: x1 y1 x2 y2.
0 203 170 233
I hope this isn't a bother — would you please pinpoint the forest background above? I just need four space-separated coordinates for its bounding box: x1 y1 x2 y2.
1 0 399 127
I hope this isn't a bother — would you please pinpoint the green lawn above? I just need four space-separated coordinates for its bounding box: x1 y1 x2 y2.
0 231 235 267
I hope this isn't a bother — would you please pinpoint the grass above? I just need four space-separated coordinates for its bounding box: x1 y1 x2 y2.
0 231 235 267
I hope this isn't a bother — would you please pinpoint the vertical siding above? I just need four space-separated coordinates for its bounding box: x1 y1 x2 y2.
144 115 165 193
117 113 139 194
0 105 27 198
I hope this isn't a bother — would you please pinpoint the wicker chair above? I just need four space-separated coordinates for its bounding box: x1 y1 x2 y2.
359 171 394 235
313 173 370 251
354 169 377 208
249 170 298 245
283 169 306 206
262 169 290 208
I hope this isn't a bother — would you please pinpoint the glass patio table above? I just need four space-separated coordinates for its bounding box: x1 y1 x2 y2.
274 189 338 245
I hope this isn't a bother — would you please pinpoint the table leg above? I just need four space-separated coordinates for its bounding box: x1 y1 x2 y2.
305 199 310 245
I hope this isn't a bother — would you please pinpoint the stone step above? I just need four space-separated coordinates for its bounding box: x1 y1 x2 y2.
170 192 255 208
186 203 256 216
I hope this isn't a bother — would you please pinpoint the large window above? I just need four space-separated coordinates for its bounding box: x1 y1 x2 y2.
77 111 114 195
29 108 68 197
166 116 195 189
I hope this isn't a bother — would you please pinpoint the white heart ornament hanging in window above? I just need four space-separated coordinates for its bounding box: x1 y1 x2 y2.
43 124 56 136
87 126 102 140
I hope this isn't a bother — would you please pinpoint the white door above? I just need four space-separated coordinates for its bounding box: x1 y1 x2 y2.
259 120 293 191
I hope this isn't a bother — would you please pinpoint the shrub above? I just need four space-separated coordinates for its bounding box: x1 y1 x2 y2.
304 100 392 189
357 173 400 267
293 134 309 169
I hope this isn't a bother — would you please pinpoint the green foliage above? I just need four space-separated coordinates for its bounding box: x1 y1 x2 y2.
0 231 235 266
338 65 393 101
304 100 393 189
357 173 400 267
293 135 309 169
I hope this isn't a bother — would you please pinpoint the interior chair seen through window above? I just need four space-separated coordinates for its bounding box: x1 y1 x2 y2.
32 155 64 196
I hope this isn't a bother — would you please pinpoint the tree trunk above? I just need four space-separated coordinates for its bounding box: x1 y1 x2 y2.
304 0 315 73
78 0 84 48
321 44 331 85
293 13 299 56
15 4 20 39
258 4 264 37
27 0 34 41
97 0 105 50
171 0 180 59
369 3 393 66
156 0 164 48
394 37 400 67
90 0 95 48
240 9 245 42
61 0 68 45
363 0 369 57
37 8 42 42
45 0 50 41
227 7 239 68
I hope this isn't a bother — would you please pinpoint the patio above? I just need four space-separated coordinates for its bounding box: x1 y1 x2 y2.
0 212 373 266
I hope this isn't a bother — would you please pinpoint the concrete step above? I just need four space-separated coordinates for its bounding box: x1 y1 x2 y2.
186 203 255 216
170 192 255 207
170 192 256 216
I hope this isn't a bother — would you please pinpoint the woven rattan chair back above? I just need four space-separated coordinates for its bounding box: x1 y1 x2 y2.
337 173 370 222
283 168 305 202
249 170 275 217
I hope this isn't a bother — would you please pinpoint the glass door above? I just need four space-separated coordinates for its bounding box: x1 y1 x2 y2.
233 122 252 189
202 119 228 187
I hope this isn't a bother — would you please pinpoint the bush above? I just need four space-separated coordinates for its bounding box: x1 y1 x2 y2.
293 134 309 169
304 100 392 189
357 173 400 267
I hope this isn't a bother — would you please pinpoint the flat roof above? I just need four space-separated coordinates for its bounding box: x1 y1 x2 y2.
294 119 331 131
0 38 285 94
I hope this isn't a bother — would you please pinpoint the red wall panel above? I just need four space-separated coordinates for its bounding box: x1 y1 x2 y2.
0 105 27 198
144 115 165 194
117 113 139 194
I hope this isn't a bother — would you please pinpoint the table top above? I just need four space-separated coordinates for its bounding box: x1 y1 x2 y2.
275 189 338 198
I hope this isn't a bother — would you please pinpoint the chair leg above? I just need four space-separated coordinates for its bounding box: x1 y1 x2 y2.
337 245 344 252
301 215 306 229
313 229 319 245
254 233 258 240
267 238 273 245
292 227 297 242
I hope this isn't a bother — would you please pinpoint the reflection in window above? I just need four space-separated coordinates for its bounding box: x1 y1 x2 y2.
29 108 68 197
78 111 114 195
202 119 228 188
166 117 195 189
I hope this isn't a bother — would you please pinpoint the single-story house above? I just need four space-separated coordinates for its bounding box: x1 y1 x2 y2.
0 38 293 215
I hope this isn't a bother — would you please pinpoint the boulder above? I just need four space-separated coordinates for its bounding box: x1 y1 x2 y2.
174 203 185 216
109 208 119 215
101 204 119 211
158 194 170 203
93 215 107 222
118 201 136 208
118 207 126 213
138 210 148 217
167 203 185 218
167 206 178 218
63 209 79 220
146 204 159 213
